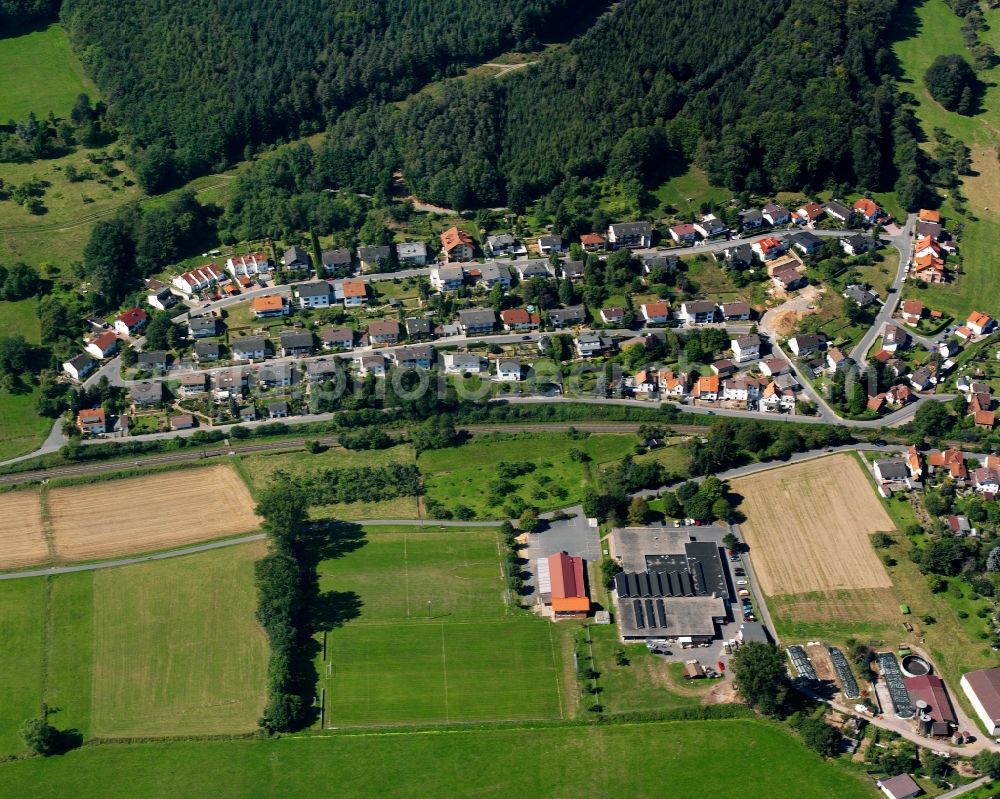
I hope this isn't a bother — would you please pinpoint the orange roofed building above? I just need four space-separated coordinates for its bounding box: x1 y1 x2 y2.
545 551 590 619
440 226 475 262
250 294 287 318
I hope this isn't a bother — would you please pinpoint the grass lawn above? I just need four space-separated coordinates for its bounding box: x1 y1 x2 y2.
0 298 40 343
685 258 743 303
890 0 1000 319
0 719 878 798
45 572 94 738
0 24 98 120
89 542 267 737
0 579 45 756
418 432 638 518
652 167 731 214
630 442 690 479
0 387 52 461
318 526 568 726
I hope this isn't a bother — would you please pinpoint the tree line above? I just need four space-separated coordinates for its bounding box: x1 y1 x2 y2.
286 464 421 505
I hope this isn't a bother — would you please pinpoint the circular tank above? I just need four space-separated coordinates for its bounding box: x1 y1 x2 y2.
901 655 931 677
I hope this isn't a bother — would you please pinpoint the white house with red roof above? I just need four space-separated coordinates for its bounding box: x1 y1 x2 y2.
114 307 149 336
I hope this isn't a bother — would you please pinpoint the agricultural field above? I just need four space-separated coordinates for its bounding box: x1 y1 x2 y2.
0 719 878 798
318 525 569 726
0 489 48 568
46 464 259 562
0 388 51 462
891 0 1000 318
0 579 45 755
418 432 638 518
731 454 901 633
90 542 267 737
0 25 98 120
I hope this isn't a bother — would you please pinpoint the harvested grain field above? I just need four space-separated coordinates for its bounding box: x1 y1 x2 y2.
48 465 259 562
731 454 894 597
0 489 48 568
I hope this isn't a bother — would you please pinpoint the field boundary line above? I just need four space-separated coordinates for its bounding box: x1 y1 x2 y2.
441 624 450 723
403 528 410 618
38 484 56 564
547 621 564 720
39 574 54 716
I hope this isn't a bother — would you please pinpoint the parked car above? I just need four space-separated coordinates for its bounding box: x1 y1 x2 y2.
736 579 749 586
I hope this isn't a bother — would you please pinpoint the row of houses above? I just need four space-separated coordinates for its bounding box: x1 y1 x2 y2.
441 222 655 264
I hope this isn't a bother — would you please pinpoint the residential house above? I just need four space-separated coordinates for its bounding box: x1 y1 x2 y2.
294 281 332 309
882 325 908 352
501 308 540 330
886 384 912 408
774 372 800 391
114 308 149 337
170 414 196 431
823 200 852 223
178 372 208 396
278 330 314 357
474 261 512 289
457 308 496 335
306 359 340 383
485 232 518 257
339 279 368 308
826 347 847 373
580 233 606 251
641 301 671 325
367 319 401 345
915 236 943 259
239 406 257 422
187 314 217 339
137 350 168 371
789 230 823 256
912 255 947 284
840 234 871 257
668 223 697 243
919 208 942 224
658 369 688 398
731 334 760 364
762 203 791 226
514 260 552 281
232 336 267 361
723 376 764 402
130 380 162 407
600 307 626 325
358 245 392 271
759 381 795 412
77 408 106 436
391 345 433 370
85 331 119 360
954 326 974 342
739 209 764 230
495 359 522 381
319 327 354 351
282 245 312 272
430 265 465 292
693 214 728 239
901 299 924 326
632 369 658 396
226 252 270 277
720 243 754 269
548 305 586 329
268 401 289 419
396 241 428 266
967 311 994 336
691 375 720 401
213 371 247 400
910 367 935 392
249 295 287 318
559 260 584 281
720 301 752 322
787 333 826 357
873 457 910 484
321 248 353 274
536 235 563 255
916 220 942 240
607 222 652 249
257 362 294 388
443 352 487 374
759 357 789 377
359 353 387 377
972 467 1000 495
679 300 715 325
404 317 432 339
194 341 221 362
147 286 178 312
843 284 877 307
796 203 824 224
752 236 787 261
853 198 886 224
711 359 735 378
906 446 922 481
575 331 607 358
172 263 225 295
771 265 806 291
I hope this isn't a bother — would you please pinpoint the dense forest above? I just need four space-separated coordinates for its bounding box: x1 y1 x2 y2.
316 0 910 210
59 0 603 190
0 0 58 27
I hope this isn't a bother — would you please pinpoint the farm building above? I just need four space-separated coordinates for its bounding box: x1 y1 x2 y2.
905 674 956 735
536 551 590 620
960 668 1000 736
610 527 729 643
876 774 921 799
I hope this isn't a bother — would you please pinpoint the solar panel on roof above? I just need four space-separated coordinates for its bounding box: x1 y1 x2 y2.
645 599 655 628
656 599 667 628
625 573 638 597
614 572 628 597
633 600 645 629
680 572 694 596
638 573 651 597
667 571 680 596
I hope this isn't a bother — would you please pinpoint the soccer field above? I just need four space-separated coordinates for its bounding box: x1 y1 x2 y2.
318 526 568 726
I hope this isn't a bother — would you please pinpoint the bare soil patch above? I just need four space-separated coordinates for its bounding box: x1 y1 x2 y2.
48 465 259 562
0 490 47 568
731 454 894 597
770 588 900 626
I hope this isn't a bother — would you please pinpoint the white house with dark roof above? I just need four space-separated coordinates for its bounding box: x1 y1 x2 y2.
396 241 428 265
606 222 652 249
294 281 333 309
731 334 760 363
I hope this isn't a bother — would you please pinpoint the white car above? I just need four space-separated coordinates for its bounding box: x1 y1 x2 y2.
736 579 749 586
